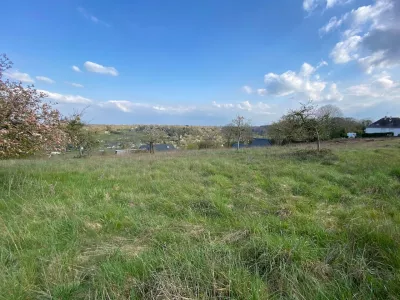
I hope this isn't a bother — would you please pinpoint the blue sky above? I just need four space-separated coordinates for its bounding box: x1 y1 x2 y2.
1 0 399 125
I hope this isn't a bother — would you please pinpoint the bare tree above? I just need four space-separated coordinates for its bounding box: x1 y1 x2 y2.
230 116 252 150
286 101 334 151
316 105 343 139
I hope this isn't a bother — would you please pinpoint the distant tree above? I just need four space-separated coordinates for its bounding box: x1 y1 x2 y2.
221 124 235 147
268 118 296 145
64 112 98 157
143 126 166 154
360 119 373 130
172 127 189 147
316 105 343 119
230 116 252 150
316 105 343 139
285 101 334 151
0 54 68 158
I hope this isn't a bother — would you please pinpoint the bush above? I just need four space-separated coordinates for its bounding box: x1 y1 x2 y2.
186 143 199 150
198 140 216 149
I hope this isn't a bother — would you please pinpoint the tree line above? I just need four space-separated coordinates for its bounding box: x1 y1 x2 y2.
222 103 372 152
1 53 374 158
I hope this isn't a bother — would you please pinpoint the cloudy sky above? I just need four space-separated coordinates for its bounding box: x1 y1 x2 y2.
1 0 399 125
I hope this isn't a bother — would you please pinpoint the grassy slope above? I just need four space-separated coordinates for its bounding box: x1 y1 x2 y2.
1 141 400 299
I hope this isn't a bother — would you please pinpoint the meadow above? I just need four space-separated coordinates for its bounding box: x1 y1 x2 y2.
1 139 400 299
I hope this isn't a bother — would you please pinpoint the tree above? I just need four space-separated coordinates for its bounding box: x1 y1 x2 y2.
316 105 343 139
268 118 296 145
64 112 98 157
142 126 166 154
0 54 68 158
230 116 252 150
221 124 235 147
286 101 333 151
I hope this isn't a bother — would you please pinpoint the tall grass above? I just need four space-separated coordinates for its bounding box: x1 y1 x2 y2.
1 140 400 299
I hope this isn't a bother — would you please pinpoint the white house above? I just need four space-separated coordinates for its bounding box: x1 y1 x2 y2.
365 117 400 136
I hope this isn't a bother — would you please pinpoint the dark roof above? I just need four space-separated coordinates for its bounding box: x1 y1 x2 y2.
139 144 176 151
367 117 400 128
232 138 272 149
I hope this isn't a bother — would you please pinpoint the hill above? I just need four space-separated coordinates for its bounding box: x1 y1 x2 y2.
1 140 400 299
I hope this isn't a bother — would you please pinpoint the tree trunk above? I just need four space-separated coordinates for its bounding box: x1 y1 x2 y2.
149 142 154 154
237 139 240 150
315 129 321 152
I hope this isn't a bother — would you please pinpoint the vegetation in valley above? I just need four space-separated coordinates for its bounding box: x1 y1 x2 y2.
1 139 400 299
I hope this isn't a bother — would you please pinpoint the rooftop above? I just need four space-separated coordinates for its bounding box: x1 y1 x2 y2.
367 117 400 128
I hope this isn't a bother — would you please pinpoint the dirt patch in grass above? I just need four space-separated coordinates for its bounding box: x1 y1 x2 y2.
280 149 339 165
77 237 146 265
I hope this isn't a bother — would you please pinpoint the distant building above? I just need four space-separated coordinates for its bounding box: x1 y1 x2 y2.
365 117 400 136
232 138 272 149
139 144 176 152
347 132 357 138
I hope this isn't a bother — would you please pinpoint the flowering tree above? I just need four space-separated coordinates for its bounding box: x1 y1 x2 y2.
0 54 68 158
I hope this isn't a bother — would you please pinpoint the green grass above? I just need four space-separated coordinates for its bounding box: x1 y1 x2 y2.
1 141 400 299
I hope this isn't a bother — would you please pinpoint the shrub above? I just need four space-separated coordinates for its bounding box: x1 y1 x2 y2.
186 143 199 150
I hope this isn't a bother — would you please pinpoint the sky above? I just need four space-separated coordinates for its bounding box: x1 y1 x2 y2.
1 0 399 125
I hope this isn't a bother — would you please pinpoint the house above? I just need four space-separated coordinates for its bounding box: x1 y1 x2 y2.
365 117 400 136
232 138 272 149
139 144 176 152
115 149 130 155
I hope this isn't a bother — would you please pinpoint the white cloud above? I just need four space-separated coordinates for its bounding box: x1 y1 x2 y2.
84 61 118 76
237 101 252 111
346 84 380 97
4 70 34 83
102 100 134 112
72 65 82 73
319 16 347 35
101 101 195 114
39 90 93 104
242 85 253 94
325 0 400 72
77 7 110 27
317 60 328 68
299 63 316 77
36 76 55 84
212 101 273 115
324 83 344 101
303 0 351 12
66 82 84 88
374 74 396 89
152 105 194 113
212 101 234 109
261 62 341 102
345 73 399 108
330 35 362 63
326 0 351 9
257 88 267 96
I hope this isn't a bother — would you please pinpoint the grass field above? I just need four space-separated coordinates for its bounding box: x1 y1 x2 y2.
1 140 400 299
